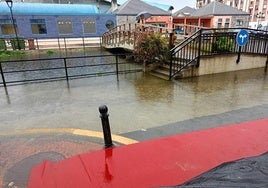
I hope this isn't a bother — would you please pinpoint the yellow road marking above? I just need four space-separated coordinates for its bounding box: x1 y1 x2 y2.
0 128 138 145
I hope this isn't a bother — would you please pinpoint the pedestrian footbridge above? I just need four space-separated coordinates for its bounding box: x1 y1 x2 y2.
102 23 173 51
102 25 268 80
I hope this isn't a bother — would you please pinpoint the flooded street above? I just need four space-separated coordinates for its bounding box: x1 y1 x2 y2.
0 67 267 134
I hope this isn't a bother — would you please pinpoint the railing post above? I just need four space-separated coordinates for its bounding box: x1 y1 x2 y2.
265 56 268 73
169 49 173 80
36 38 40 50
64 38 67 55
116 55 119 75
58 38 61 50
82 37 86 55
169 30 175 80
0 62 7 87
63 58 69 81
197 29 202 67
99 105 113 148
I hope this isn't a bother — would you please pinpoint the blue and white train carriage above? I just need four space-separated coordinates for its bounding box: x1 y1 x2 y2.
0 2 116 39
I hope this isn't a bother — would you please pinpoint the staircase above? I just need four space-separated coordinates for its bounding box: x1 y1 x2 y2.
150 30 201 80
149 64 170 80
150 59 198 80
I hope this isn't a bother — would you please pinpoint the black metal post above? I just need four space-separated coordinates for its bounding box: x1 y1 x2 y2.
99 105 113 148
169 49 173 80
197 29 202 67
115 55 119 75
64 38 67 56
265 56 268 73
82 37 86 55
5 0 21 50
63 58 69 81
0 62 7 87
36 38 39 50
236 46 242 64
168 30 174 80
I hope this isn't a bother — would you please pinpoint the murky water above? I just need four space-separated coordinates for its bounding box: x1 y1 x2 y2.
0 64 267 134
0 48 141 83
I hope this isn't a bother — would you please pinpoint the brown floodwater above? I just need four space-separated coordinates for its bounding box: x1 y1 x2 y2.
0 67 267 134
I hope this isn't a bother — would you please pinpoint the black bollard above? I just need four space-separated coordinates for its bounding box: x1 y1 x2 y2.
99 105 113 148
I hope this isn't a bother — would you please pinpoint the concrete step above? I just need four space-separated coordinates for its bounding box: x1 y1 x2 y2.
150 63 197 80
149 71 170 80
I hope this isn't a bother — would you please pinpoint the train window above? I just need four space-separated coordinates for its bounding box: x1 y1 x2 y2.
57 19 73 34
30 19 47 34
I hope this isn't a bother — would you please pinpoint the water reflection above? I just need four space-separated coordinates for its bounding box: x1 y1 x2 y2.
104 149 114 183
134 74 174 103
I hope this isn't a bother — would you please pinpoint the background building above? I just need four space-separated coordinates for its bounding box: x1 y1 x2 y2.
0 2 116 38
196 0 268 29
110 0 172 27
173 1 249 35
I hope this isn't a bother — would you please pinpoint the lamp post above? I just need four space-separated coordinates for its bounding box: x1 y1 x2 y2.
5 0 21 50
256 12 265 30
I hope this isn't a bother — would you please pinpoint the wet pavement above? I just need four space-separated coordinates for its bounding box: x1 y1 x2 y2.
0 67 268 187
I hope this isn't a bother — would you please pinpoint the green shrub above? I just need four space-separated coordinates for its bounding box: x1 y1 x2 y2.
133 32 170 64
212 36 234 53
10 37 26 50
46 50 55 55
0 50 27 60
0 38 7 51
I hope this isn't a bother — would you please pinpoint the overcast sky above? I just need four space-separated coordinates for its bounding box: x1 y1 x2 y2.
117 0 196 11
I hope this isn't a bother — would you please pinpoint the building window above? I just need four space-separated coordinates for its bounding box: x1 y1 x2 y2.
0 19 18 35
30 19 47 34
225 18 230 28
83 19 96 34
105 20 115 30
236 20 243 26
57 19 73 34
217 18 223 28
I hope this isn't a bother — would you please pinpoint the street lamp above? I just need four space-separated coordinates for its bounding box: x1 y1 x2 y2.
256 12 265 30
5 0 21 50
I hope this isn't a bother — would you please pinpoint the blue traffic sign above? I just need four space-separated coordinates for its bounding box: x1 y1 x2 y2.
236 29 249 46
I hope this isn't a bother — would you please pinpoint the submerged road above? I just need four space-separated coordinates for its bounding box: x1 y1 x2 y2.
0 67 268 187
0 68 267 134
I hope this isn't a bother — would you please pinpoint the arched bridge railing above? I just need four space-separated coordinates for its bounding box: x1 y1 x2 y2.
102 23 172 50
170 28 268 79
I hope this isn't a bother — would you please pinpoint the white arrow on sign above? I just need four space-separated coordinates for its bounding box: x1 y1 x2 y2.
239 34 247 43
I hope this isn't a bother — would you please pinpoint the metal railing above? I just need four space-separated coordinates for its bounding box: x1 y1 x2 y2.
170 30 202 80
102 23 174 50
169 28 268 79
0 37 102 51
0 54 142 87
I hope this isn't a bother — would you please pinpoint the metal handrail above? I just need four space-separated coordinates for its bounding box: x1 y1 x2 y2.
169 28 268 79
0 53 142 87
